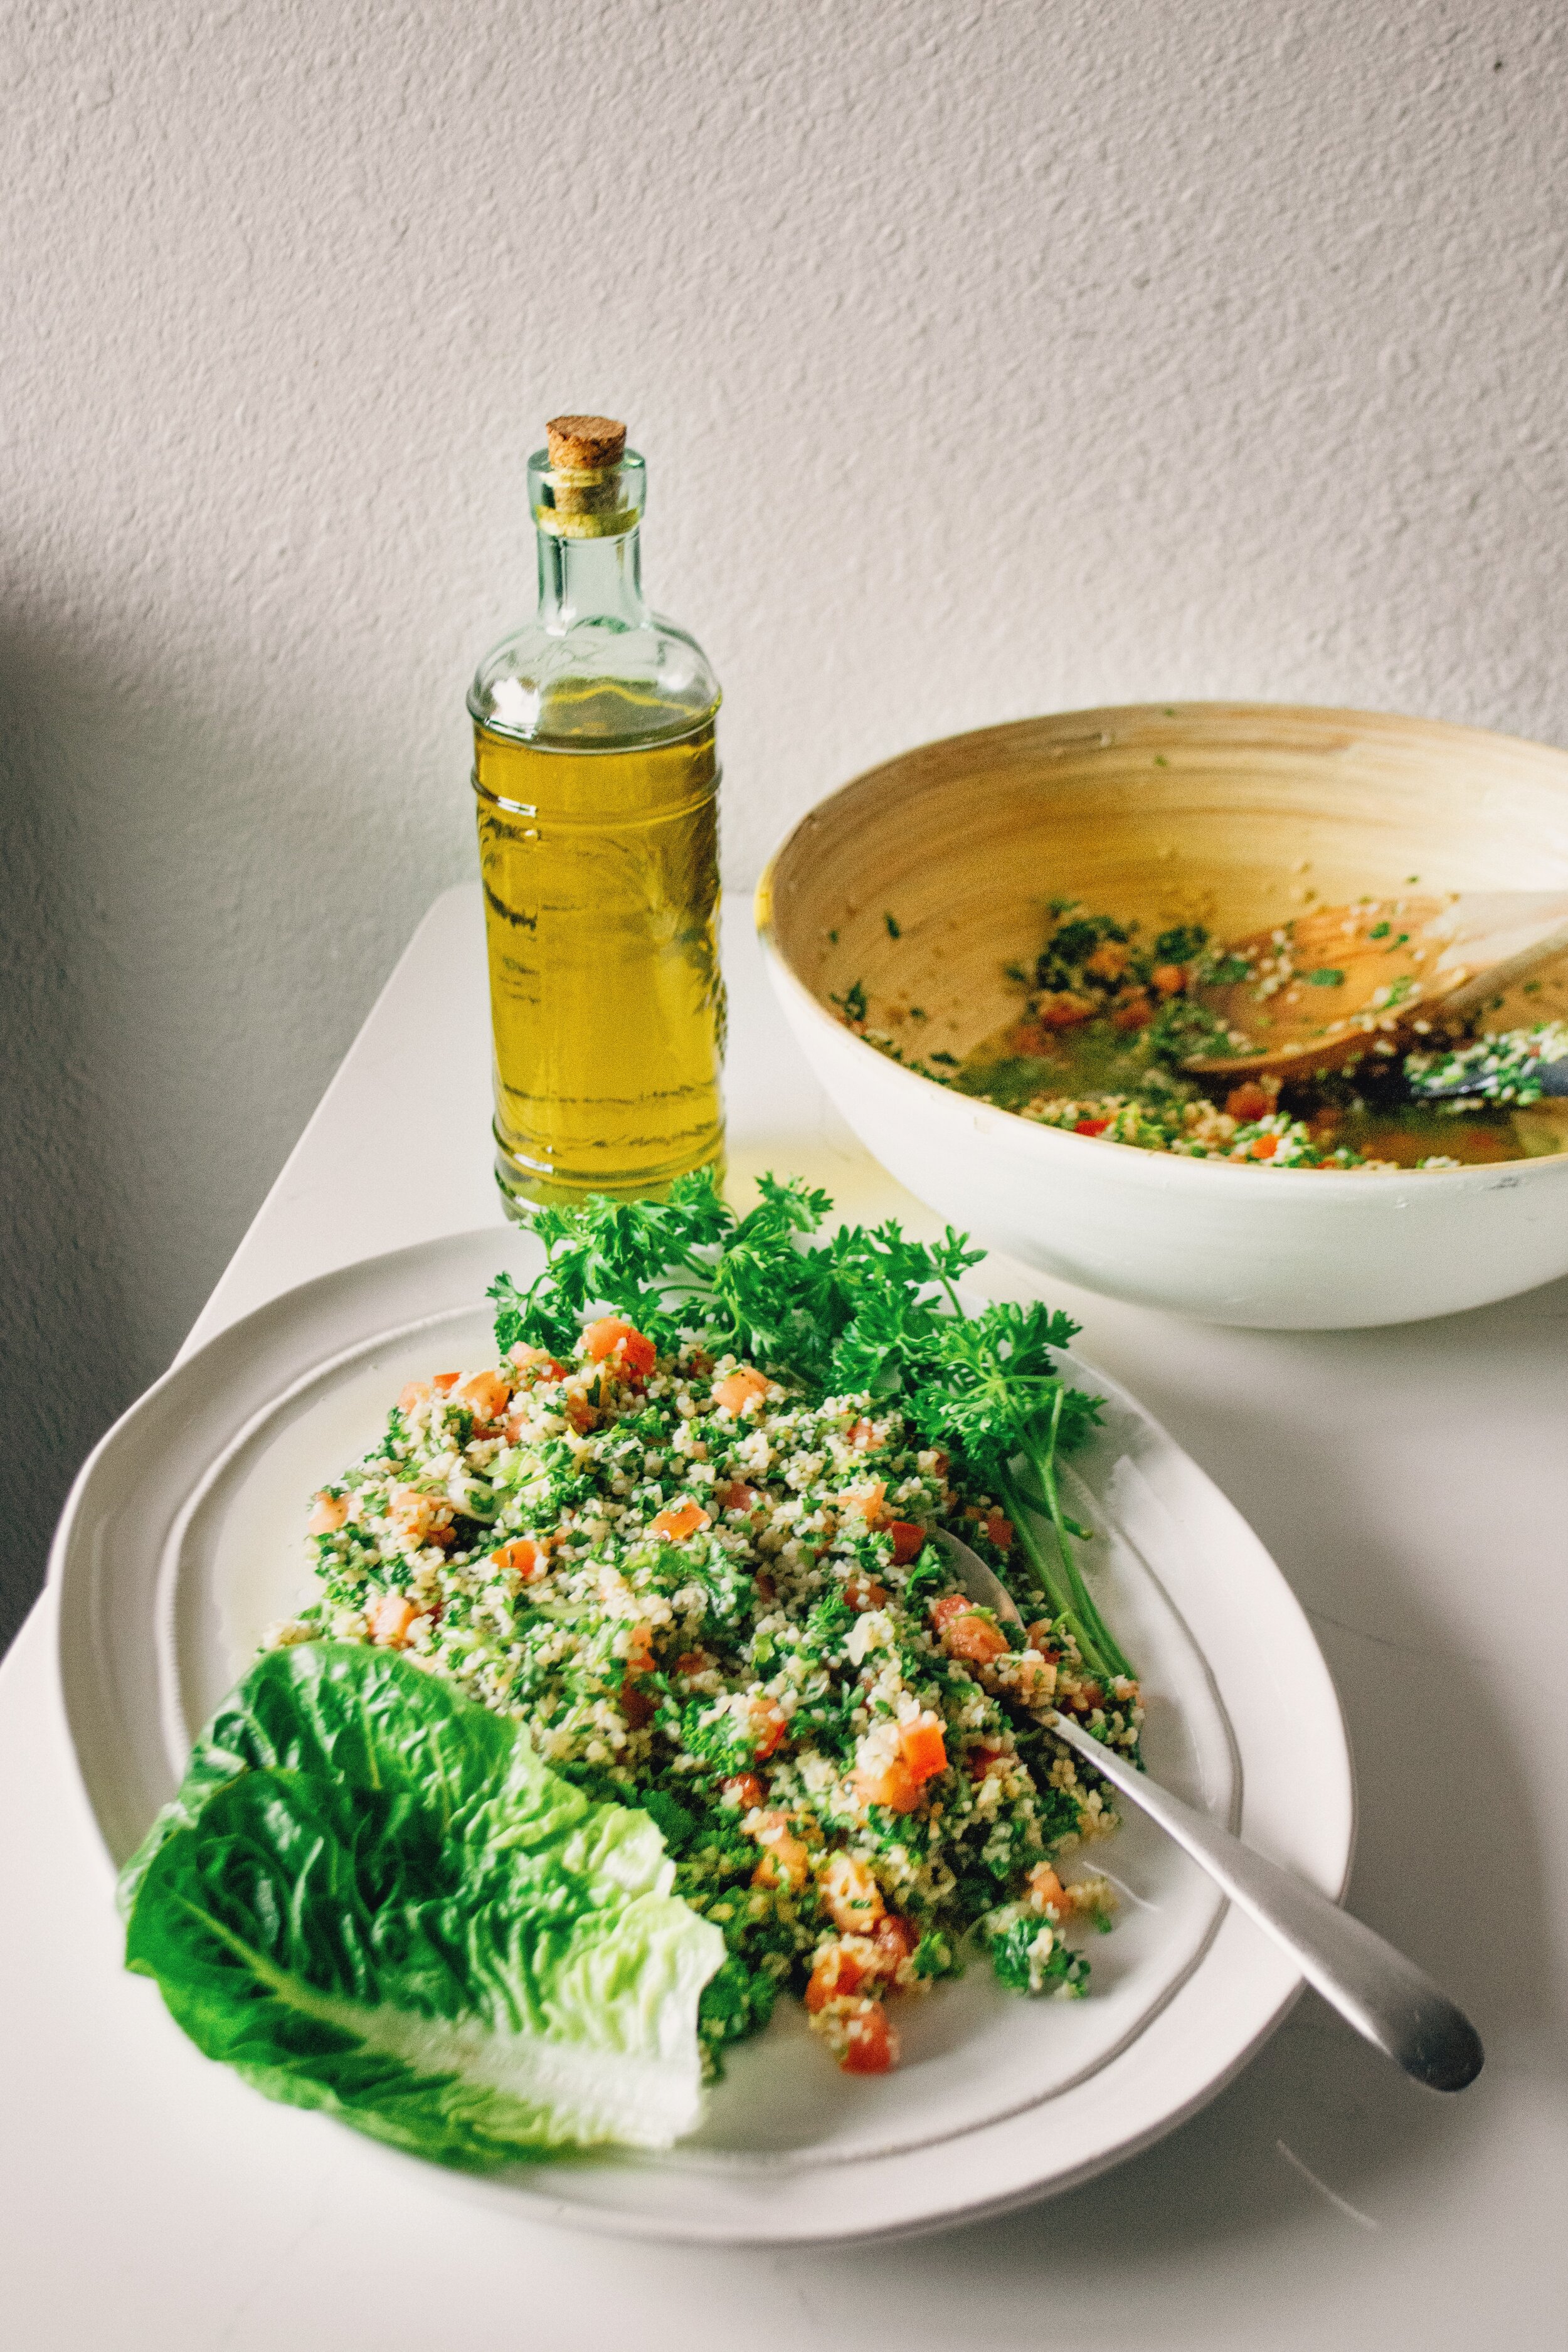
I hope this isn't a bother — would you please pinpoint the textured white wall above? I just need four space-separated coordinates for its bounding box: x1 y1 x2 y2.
3 0 1564 1641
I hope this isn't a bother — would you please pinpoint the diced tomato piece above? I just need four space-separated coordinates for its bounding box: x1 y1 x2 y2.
805 1941 870 2013
616 1629 660 1722
1112 993 1153 1030
1027 1863 1067 1915
623 1623 655 1677
584 1316 632 1363
1040 995 1093 1030
1152 962 1188 997
1012 1655 1058 1704
837 1999 898 2074
432 1372 460 1393
898 1714 947 1784
462 1369 511 1416
455 1369 512 1424
368 1592 420 1647
931 1593 1011 1661
651 1500 711 1542
307 1491 348 1535
489 1535 550 1582
840 1480 886 1525
852 1757 921 1814
584 1317 657 1379
869 1913 918 1974
1225 1081 1273 1121
620 1678 657 1730
565 1394 600 1434
748 1698 788 1759
887 1520 926 1565
936 1609 1011 1665
846 1417 879 1450
674 1649 711 1680
819 1852 885 1934
750 1813 810 1890
967 1742 1005 1782
396 1380 431 1414
844 1571 889 1613
1074 1116 1111 1137
511 1344 568 1381
1249 1134 1279 1160
715 1478 758 1514
719 1773 765 1810
753 1567 777 1602
1025 1620 1060 1660
1084 941 1131 982
712 1367 770 1415
983 1508 1014 1550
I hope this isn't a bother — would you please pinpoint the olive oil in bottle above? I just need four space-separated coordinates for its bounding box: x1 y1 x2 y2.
469 416 725 1213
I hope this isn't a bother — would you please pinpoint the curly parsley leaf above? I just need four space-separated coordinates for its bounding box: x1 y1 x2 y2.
492 1170 1126 1680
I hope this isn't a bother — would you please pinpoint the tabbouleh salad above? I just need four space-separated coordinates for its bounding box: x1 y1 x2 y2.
267 1174 1140 2080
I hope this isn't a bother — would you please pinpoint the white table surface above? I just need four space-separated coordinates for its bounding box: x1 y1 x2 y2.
5 884 1565 2349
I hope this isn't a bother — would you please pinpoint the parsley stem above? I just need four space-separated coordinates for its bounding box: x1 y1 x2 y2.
1008 1471 1091 1540
994 1470 1055 1605
1019 1391 1131 1683
997 1466 1104 1674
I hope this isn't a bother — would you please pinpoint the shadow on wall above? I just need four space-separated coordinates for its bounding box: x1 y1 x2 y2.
0 615 146 1651
0 594 468 1655
0 607 380 1656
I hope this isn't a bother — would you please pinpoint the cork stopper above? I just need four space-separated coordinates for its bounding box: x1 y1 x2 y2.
533 414 640 537
546 414 627 470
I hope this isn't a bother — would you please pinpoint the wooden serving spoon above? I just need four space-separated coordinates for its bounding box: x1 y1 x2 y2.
1180 891 1568 1080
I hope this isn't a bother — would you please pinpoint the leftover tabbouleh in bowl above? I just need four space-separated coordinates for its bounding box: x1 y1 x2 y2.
841 898 1568 1173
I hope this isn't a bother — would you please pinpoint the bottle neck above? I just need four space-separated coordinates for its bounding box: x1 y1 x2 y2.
536 526 650 630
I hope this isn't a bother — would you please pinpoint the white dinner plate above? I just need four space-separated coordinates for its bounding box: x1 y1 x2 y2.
50 1229 1354 2243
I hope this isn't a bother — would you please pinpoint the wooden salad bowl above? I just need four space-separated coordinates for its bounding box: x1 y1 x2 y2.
755 702 1568 1328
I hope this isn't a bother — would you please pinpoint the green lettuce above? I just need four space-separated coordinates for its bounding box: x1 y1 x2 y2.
119 1643 724 2171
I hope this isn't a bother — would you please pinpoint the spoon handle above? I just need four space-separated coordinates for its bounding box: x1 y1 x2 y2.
1411 1054 1568 1101
1047 1711 1483 2091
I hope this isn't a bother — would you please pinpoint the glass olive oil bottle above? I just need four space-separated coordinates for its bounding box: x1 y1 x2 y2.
469 415 724 1214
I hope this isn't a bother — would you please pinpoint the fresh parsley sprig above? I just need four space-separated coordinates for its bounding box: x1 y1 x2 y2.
489 1170 1129 1682
904 1305 1130 1680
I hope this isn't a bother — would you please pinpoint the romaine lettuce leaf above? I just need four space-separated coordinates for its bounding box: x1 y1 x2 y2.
120 1643 724 2170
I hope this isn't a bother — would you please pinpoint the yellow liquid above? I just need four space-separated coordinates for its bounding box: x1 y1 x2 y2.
473 700 725 1209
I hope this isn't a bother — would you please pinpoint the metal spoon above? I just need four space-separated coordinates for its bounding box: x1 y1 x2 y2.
936 1530 1484 2091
